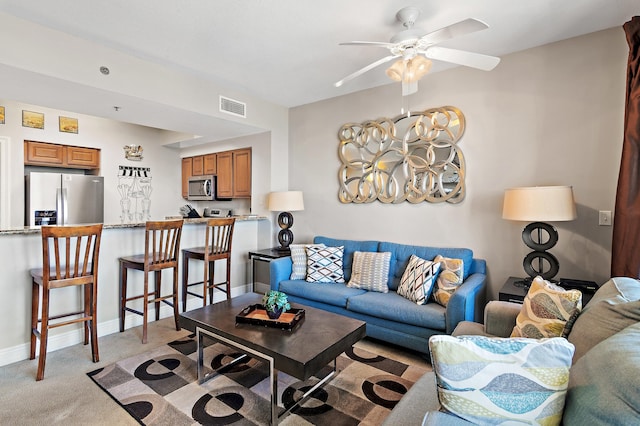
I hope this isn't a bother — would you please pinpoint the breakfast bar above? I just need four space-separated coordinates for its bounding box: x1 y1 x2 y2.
0 216 267 368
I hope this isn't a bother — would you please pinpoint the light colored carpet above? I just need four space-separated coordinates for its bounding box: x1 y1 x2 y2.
0 318 430 425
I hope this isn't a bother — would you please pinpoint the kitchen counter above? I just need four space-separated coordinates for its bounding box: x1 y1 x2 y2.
0 215 267 236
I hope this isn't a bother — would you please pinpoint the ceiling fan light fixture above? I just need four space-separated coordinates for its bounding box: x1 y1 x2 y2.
386 55 432 83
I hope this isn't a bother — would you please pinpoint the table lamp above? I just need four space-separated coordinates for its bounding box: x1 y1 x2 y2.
267 191 304 252
502 186 576 283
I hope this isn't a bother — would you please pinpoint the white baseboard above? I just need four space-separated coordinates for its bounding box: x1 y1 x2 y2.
0 285 251 367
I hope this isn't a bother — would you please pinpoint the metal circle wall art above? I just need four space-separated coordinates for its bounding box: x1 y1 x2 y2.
338 106 466 204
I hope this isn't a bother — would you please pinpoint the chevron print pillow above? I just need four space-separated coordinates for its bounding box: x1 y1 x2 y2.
397 255 441 305
347 251 391 293
305 245 345 283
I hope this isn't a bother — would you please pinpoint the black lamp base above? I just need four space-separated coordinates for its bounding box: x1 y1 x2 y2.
276 211 294 251
521 221 560 280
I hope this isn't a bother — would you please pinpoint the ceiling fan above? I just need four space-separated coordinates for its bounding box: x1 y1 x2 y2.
335 7 501 95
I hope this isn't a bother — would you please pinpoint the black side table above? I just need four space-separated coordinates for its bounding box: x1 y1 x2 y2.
499 276 597 306
248 248 291 294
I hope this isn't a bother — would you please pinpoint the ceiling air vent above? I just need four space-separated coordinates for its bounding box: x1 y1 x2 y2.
219 96 246 118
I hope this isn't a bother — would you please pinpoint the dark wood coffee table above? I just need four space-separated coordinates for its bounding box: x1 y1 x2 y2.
179 293 366 425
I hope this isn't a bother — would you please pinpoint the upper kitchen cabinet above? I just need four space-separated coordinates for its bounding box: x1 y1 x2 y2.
232 148 252 198
181 157 193 199
217 148 252 199
216 151 233 198
192 155 204 176
182 148 251 199
204 153 216 175
24 141 100 170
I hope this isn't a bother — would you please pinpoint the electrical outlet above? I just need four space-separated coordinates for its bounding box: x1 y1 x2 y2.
599 210 612 226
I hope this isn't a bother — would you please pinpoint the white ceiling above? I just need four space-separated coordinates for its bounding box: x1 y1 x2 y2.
0 1 638 138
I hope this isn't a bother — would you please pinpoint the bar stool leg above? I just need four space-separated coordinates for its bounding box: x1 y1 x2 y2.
182 252 189 312
226 258 232 300
119 261 127 333
172 266 180 331
90 282 99 362
155 271 161 322
30 280 39 360
83 282 90 345
142 271 149 344
36 288 50 381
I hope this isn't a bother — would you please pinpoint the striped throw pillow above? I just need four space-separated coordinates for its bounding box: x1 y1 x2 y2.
289 243 325 280
346 251 391 293
396 255 441 305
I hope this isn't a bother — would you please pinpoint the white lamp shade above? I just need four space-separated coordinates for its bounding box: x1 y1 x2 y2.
267 191 304 212
502 186 577 222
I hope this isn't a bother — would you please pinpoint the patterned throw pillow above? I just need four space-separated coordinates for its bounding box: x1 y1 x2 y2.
305 246 345 283
429 335 575 425
432 255 464 307
346 251 391 293
396 255 441 305
289 243 325 280
511 276 583 339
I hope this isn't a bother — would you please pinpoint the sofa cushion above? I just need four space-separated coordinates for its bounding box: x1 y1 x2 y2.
511 276 582 339
432 255 465 307
314 236 379 281
563 322 640 424
346 251 391 293
379 241 473 291
429 335 575 425
305 245 345 283
397 255 441 305
289 243 325 280
347 291 446 330
279 280 366 308
568 277 640 362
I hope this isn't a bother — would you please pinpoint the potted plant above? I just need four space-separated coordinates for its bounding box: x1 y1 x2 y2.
262 290 291 320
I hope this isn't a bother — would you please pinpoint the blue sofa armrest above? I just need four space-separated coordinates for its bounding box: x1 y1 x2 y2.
445 272 487 333
269 256 293 291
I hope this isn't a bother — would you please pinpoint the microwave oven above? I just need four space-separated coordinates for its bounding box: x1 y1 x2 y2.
187 175 216 201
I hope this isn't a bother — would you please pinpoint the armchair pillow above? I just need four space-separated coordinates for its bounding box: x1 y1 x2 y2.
511 276 582 339
305 245 345 283
397 255 441 305
346 251 391 293
429 334 575 425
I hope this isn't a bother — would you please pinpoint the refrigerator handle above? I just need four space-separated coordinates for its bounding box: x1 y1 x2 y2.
57 188 68 225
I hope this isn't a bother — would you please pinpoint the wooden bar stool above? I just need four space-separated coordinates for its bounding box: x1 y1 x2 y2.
182 217 235 311
30 224 103 381
119 219 183 343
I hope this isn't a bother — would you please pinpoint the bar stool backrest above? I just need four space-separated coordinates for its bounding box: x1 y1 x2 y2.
144 219 184 271
204 218 235 261
41 224 103 286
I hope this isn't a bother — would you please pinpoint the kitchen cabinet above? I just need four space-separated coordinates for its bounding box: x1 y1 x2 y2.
24 141 100 170
192 155 204 176
66 146 100 168
204 153 216 175
182 148 251 199
232 148 252 198
181 157 192 199
216 151 233 198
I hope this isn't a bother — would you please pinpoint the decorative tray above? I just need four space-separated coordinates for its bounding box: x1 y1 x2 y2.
236 304 305 331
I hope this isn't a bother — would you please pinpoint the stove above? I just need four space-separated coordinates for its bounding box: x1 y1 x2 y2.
203 208 232 217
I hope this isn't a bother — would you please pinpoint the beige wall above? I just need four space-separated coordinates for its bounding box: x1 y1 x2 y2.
288 28 626 298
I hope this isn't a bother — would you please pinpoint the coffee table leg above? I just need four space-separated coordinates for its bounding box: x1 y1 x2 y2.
277 358 337 421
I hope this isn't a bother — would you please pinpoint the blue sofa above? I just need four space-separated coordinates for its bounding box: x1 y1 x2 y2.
269 236 487 355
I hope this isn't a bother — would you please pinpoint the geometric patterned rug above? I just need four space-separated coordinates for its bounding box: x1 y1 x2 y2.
87 334 430 425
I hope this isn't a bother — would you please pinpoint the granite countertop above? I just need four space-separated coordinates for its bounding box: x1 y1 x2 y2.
0 215 267 235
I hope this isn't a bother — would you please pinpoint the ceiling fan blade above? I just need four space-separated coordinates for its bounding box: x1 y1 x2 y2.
420 18 489 46
339 41 395 48
335 55 399 87
423 46 500 71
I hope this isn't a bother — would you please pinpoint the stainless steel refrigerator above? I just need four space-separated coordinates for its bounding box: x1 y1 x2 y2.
25 172 104 226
